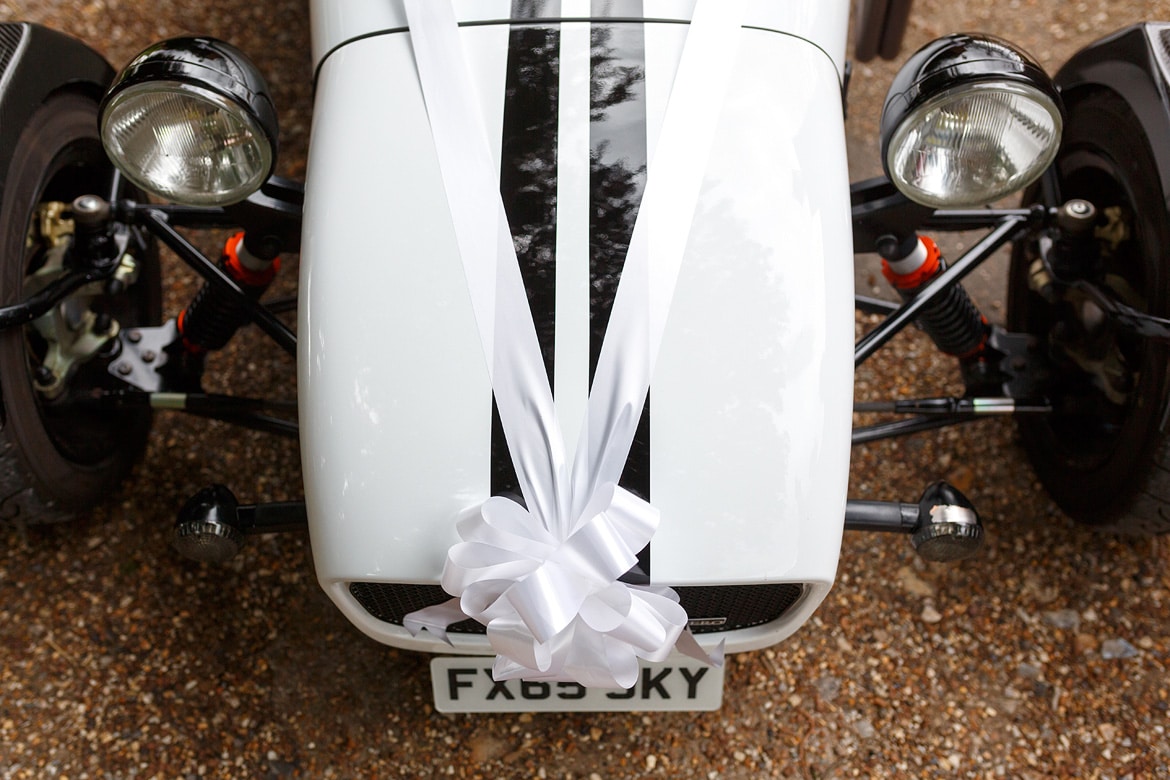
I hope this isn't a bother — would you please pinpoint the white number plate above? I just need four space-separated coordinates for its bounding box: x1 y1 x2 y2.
431 657 724 713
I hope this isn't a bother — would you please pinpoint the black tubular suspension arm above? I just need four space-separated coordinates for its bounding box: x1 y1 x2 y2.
852 414 982 444
843 499 919 533
852 203 1052 317
236 501 308 534
922 207 1040 231
854 210 1040 367
851 397 1051 444
126 202 236 228
0 222 132 330
183 409 298 439
855 295 898 316
157 392 298 439
0 264 115 329
88 389 298 439
134 207 297 356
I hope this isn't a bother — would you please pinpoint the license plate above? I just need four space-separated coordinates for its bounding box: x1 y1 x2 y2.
431 656 724 713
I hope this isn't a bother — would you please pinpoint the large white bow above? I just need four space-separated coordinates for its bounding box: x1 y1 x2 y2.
402 0 742 688
406 486 707 688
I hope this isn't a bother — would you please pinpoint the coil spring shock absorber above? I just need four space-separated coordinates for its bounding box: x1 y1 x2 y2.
178 232 279 360
880 234 989 359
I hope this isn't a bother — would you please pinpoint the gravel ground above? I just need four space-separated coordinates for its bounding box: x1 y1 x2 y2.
3 1 1170 778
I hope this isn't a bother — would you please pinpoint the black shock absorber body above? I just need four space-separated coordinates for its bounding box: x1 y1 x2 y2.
880 234 989 359
178 232 279 357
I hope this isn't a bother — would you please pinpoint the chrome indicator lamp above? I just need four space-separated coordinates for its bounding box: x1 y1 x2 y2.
100 37 278 207
881 34 1063 208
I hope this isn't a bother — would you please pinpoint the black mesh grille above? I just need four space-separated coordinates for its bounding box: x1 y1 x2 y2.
348 582 805 635
0 24 25 79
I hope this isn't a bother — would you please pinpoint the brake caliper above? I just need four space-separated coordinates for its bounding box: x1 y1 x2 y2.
23 200 137 399
1029 200 1169 406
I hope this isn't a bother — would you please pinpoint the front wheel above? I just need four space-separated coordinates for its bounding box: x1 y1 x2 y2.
1008 89 1170 534
0 92 160 524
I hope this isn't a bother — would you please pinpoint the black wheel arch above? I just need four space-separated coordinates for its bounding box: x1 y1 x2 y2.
1054 23 1170 214
0 23 114 204
0 23 114 427
1010 54 1170 530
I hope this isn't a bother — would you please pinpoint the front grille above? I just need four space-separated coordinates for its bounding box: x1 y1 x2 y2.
349 582 804 635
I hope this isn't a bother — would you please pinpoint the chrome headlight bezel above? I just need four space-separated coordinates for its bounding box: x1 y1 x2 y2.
880 34 1064 209
99 37 278 207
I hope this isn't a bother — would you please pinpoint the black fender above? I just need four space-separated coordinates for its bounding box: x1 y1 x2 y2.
1054 22 1170 211
0 23 114 200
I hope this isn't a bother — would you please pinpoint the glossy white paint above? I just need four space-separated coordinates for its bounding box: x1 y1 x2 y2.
299 26 510 584
647 26 853 589
309 0 850 78
300 7 853 654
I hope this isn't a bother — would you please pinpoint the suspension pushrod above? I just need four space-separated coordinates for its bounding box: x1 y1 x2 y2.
137 208 296 356
854 213 1034 367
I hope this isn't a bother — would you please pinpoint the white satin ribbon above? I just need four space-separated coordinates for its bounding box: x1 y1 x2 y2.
402 0 742 688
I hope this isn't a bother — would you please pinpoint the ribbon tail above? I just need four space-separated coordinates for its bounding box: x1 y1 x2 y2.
403 597 467 645
674 629 725 670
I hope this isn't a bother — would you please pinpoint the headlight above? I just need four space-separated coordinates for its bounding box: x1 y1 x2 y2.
881 34 1063 208
100 37 278 207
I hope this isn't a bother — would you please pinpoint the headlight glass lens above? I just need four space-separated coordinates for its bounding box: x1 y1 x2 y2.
886 81 1062 208
101 81 272 206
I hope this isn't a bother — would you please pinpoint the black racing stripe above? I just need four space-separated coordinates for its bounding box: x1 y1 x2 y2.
589 16 651 578
491 23 562 500
511 0 563 17
490 16 652 585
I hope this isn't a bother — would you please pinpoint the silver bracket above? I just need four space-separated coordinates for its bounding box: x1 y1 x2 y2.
107 320 178 393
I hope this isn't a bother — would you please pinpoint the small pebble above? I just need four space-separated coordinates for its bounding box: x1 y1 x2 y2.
1017 663 1044 680
1101 638 1139 660
1074 633 1098 654
897 565 936 597
1042 608 1080 631
815 675 841 702
921 604 943 623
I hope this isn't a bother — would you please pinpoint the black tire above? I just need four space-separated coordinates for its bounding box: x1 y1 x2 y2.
0 92 160 525
1008 88 1170 534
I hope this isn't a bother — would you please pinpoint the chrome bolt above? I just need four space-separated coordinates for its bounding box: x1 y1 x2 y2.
141 350 156 364
1057 199 1098 237
70 194 110 227
116 363 133 376
127 330 142 343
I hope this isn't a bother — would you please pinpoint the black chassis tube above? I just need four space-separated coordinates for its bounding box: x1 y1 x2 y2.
1054 22 1170 212
853 211 1038 366
135 208 298 357
0 24 114 200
